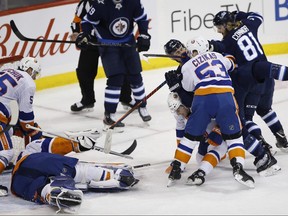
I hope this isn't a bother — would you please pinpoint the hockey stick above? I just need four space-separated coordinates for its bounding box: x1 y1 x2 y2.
26 124 136 159
104 80 167 148
143 53 184 58
0 100 19 135
79 159 171 169
10 20 133 48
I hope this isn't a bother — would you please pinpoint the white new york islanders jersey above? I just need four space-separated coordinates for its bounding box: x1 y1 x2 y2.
181 51 235 95
0 68 36 127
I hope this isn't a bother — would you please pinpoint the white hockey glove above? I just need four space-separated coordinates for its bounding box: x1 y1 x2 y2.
76 136 97 152
0 185 8 197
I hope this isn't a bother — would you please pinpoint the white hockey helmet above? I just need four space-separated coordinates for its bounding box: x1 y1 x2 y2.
186 36 209 57
167 92 182 113
19 57 41 80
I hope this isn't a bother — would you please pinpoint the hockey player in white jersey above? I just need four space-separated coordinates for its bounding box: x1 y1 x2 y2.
165 36 255 188
0 57 42 195
167 92 228 186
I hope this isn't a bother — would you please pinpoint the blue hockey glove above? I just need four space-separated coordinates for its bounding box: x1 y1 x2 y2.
165 70 183 92
75 32 91 50
137 34 151 52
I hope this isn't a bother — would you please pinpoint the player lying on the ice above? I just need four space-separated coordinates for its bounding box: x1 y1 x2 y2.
9 128 138 214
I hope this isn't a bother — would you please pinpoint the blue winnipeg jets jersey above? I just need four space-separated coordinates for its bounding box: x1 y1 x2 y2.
81 0 149 43
219 12 267 66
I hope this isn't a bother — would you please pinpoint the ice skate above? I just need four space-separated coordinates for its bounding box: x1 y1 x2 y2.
71 102 94 112
121 99 136 110
231 158 255 188
275 129 288 152
167 160 181 187
103 112 124 133
138 107 152 122
254 150 281 177
186 169 206 186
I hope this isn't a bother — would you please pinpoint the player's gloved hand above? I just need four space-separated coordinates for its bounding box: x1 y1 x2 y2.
27 122 43 141
207 126 222 146
75 32 91 50
136 34 151 52
76 136 97 152
165 70 183 92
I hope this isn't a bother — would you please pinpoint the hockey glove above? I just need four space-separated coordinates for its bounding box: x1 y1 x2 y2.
27 122 43 141
165 70 183 92
136 34 151 52
75 32 91 50
207 126 223 146
76 136 97 152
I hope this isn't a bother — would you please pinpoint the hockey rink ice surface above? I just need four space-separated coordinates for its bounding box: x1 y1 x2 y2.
1 54 288 215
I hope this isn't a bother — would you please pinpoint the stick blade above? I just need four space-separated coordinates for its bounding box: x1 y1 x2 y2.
121 140 137 155
10 20 28 41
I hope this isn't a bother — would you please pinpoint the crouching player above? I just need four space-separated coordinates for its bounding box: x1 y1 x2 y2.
10 128 139 214
167 92 227 186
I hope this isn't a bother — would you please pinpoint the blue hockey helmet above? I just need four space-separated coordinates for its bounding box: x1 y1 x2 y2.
164 39 185 55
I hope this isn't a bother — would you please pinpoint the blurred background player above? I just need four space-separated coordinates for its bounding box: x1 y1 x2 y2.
70 0 135 112
165 36 254 188
0 56 42 195
10 128 138 213
76 0 152 130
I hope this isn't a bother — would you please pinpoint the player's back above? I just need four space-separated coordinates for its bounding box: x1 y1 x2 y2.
0 68 35 117
181 51 234 96
222 13 267 66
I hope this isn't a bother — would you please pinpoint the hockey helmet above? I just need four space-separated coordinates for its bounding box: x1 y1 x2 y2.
186 36 209 57
167 92 182 113
213 11 234 26
164 39 185 55
19 57 41 80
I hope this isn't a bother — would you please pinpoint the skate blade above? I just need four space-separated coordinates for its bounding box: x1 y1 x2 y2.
234 174 255 189
71 108 94 113
259 164 281 177
278 147 288 153
102 125 124 133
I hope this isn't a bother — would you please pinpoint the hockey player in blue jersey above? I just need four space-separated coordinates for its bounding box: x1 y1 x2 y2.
210 10 288 174
164 36 255 188
163 38 280 179
10 129 139 214
75 0 152 130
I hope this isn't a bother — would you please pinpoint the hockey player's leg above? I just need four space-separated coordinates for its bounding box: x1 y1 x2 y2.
225 136 255 188
244 133 281 176
187 141 227 186
41 176 83 214
230 157 255 188
167 135 199 187
74 162 139 191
